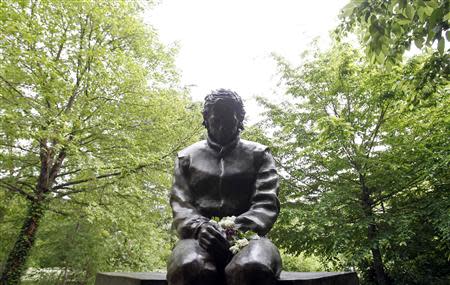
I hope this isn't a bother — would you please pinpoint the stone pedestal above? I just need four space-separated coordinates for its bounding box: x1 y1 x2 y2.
95 271 359 285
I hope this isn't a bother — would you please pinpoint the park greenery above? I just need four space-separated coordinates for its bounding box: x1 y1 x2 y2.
263 44 449 285
338 0 448 63
0 1 449 285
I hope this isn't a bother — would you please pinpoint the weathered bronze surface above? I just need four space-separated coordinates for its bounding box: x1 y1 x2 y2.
167 89 282 285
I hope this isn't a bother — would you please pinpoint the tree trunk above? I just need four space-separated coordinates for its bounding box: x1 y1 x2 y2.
370 238 387 285
1 140 65 284
359 174 388 285
1 200 45 285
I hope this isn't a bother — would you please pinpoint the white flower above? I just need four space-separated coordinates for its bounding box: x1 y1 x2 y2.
229 238 250 255
218 216 236 229
235 238 249 247
229 245 240 255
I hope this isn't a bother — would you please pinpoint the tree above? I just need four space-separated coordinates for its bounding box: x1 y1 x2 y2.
260 44 449 284
337 0 449 105
0 1 202 283
29 180 177 283
337 0 449 64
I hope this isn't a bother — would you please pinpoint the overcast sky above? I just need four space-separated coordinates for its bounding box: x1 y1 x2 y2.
145 0 348 123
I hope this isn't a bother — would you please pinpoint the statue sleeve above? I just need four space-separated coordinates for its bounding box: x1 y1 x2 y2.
235 149 280 236
170 156 209 239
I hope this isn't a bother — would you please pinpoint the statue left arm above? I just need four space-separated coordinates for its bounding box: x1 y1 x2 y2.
235 149 280 236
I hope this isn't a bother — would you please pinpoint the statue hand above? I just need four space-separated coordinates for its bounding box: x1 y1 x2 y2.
234 218 248 232
197 222 230 256
234 218 258 236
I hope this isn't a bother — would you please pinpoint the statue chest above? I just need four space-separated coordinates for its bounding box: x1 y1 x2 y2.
186 148 258 217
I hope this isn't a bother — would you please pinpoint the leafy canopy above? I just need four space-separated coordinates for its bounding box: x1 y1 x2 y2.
260 43 449 284
0 0 203 283
338 0 449 62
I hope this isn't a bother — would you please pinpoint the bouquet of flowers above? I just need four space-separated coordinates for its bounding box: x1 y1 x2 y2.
210 216 260 255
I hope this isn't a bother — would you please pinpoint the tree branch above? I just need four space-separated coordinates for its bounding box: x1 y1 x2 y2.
0 75 24 97
56 168 82 178
0 142 38 154
0 181 35 201
48 149 66 183
364 102 390 160
52 171 122 190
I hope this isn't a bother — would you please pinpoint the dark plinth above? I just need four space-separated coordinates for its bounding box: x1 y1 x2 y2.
95 271 359 285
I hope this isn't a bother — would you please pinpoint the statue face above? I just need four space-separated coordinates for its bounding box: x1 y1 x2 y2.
206 103 239 145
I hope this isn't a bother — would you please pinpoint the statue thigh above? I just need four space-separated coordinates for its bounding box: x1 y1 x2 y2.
225 237 282 285
167 239 220 285
167 238 281 285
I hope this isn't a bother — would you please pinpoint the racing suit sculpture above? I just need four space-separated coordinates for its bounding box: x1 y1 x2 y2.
167 89 281 285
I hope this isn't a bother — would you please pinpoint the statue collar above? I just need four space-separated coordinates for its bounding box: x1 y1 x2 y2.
207 135 240 158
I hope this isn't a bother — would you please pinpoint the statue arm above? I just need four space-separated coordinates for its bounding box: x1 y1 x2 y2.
235 149 280 236
170 156 209 239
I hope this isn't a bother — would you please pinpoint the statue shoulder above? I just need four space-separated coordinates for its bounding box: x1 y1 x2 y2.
239 139 269 153
177 140 208 158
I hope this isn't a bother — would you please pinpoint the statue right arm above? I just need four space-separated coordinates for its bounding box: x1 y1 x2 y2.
170 156 209 239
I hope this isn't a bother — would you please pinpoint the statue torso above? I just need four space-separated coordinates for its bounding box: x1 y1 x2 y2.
177 138 267 218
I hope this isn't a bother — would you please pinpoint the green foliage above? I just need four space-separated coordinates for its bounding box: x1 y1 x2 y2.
32 185 174 282
0 193 28 260
0 0 202 283
337 0 449 65
260 43 449 284
280 251 325 272
337 0 449 104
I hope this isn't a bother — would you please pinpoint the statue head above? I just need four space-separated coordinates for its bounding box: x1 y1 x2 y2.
202 89 245 145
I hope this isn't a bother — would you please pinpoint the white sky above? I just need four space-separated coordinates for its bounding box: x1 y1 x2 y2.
145 0 348 123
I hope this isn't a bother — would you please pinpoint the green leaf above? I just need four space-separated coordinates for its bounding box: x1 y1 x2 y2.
414 38 424 49
405 5 415 20
423 6 434 16
417 7 426 21
437 37 445 55
444 11 450 21
397 17 411 25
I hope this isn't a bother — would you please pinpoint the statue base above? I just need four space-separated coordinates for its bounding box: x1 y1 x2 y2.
95 271 359 285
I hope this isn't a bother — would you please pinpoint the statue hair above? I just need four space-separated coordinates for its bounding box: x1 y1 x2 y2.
202 89 246 131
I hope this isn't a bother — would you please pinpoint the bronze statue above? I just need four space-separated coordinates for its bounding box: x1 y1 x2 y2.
167 89 281 285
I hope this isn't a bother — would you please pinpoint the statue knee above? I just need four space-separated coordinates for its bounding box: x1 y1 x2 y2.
168 255 218 285
225 260 276 285
226 259 272 275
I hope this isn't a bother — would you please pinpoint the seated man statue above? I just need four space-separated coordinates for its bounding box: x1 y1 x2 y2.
167 89 282 285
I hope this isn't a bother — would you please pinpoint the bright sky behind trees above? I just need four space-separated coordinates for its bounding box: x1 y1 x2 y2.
146 0 348 122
